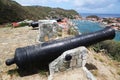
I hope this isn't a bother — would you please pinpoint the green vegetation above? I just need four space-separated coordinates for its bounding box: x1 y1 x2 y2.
86 15 99 20
0 0 28 24
93 54 104 62
102 18 113 24
92 40 120 62
91 70 98 76
7 69 19 76
0 0 79 24
117 69 120 75
4 23 12 27
39 70 48 76
68 26 79 35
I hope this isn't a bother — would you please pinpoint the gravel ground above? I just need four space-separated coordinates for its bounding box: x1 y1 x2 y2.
0 27 88 80
0 27 48 80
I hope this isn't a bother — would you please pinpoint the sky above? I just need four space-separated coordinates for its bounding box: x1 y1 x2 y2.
14 0 120 14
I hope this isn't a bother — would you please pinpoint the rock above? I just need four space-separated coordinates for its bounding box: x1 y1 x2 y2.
0 60 1 66
48 46 97 80
49 47 88 75
0 60 2 73
38 20 79 42
48 47 96 80
39 23 62 42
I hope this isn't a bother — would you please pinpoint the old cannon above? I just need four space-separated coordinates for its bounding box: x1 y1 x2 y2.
6 27 115 70
29 22 39 28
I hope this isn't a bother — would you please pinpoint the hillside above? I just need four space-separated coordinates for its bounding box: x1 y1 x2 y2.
26 6 79 20
0 0 79 24
0 0 30 24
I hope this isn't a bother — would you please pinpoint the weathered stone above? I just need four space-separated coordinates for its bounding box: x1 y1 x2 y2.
0 60 1 66
39 22 62 42
48 46 97 80
78 54 82 58
77 59 82 67
38 20 79 42
70 59 77 68
49 47 88 74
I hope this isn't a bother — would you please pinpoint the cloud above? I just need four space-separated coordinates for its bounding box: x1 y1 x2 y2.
14 0 69 5
51 0 69 3
14 0 47 5
74 0 118 9
72 0 120 13
14 0 120 13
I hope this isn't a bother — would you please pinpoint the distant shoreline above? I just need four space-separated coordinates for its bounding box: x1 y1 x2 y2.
80 13 120 18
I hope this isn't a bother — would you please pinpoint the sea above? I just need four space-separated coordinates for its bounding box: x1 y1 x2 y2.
72 13 120 41
74 13 120 41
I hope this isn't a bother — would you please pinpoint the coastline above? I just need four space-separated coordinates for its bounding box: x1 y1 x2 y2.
72 19 120 41
79 15 120 31
80 13 120 18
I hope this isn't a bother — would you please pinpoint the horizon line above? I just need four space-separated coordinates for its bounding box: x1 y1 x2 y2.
80 13 120 15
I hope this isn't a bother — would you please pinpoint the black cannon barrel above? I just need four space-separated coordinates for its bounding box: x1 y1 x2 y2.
6 27 115 69
29 22 39 28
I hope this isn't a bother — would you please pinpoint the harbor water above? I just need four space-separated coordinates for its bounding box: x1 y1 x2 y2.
72 20 120 41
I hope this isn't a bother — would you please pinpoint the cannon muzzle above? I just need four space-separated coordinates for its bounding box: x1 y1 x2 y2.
6 27 115 69
29 22 38 28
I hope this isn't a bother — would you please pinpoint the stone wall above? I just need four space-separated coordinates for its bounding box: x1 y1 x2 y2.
38 22 61 42
38 20 79 42
48 46 96 80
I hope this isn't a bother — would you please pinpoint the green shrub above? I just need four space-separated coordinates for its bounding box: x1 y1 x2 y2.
117 70 120 75
92 40 120 62
19 22 29 27
7 69 19 76
0 0 79 24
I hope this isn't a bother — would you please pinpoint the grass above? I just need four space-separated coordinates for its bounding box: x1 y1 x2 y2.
4 23 12 27
94 54 104 62
39 70 48 76
0 22 29 28
99 58 104 62
117 71 120 75
94 56 97 60
7 68 19 76
91 70 98 76
117 69 120 75
108 62 113 66
18 22 29 27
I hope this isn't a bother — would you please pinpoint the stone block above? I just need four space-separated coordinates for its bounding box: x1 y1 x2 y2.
49 46 88 75
48 46 96 80
70 59 77 68
77 59 82 67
